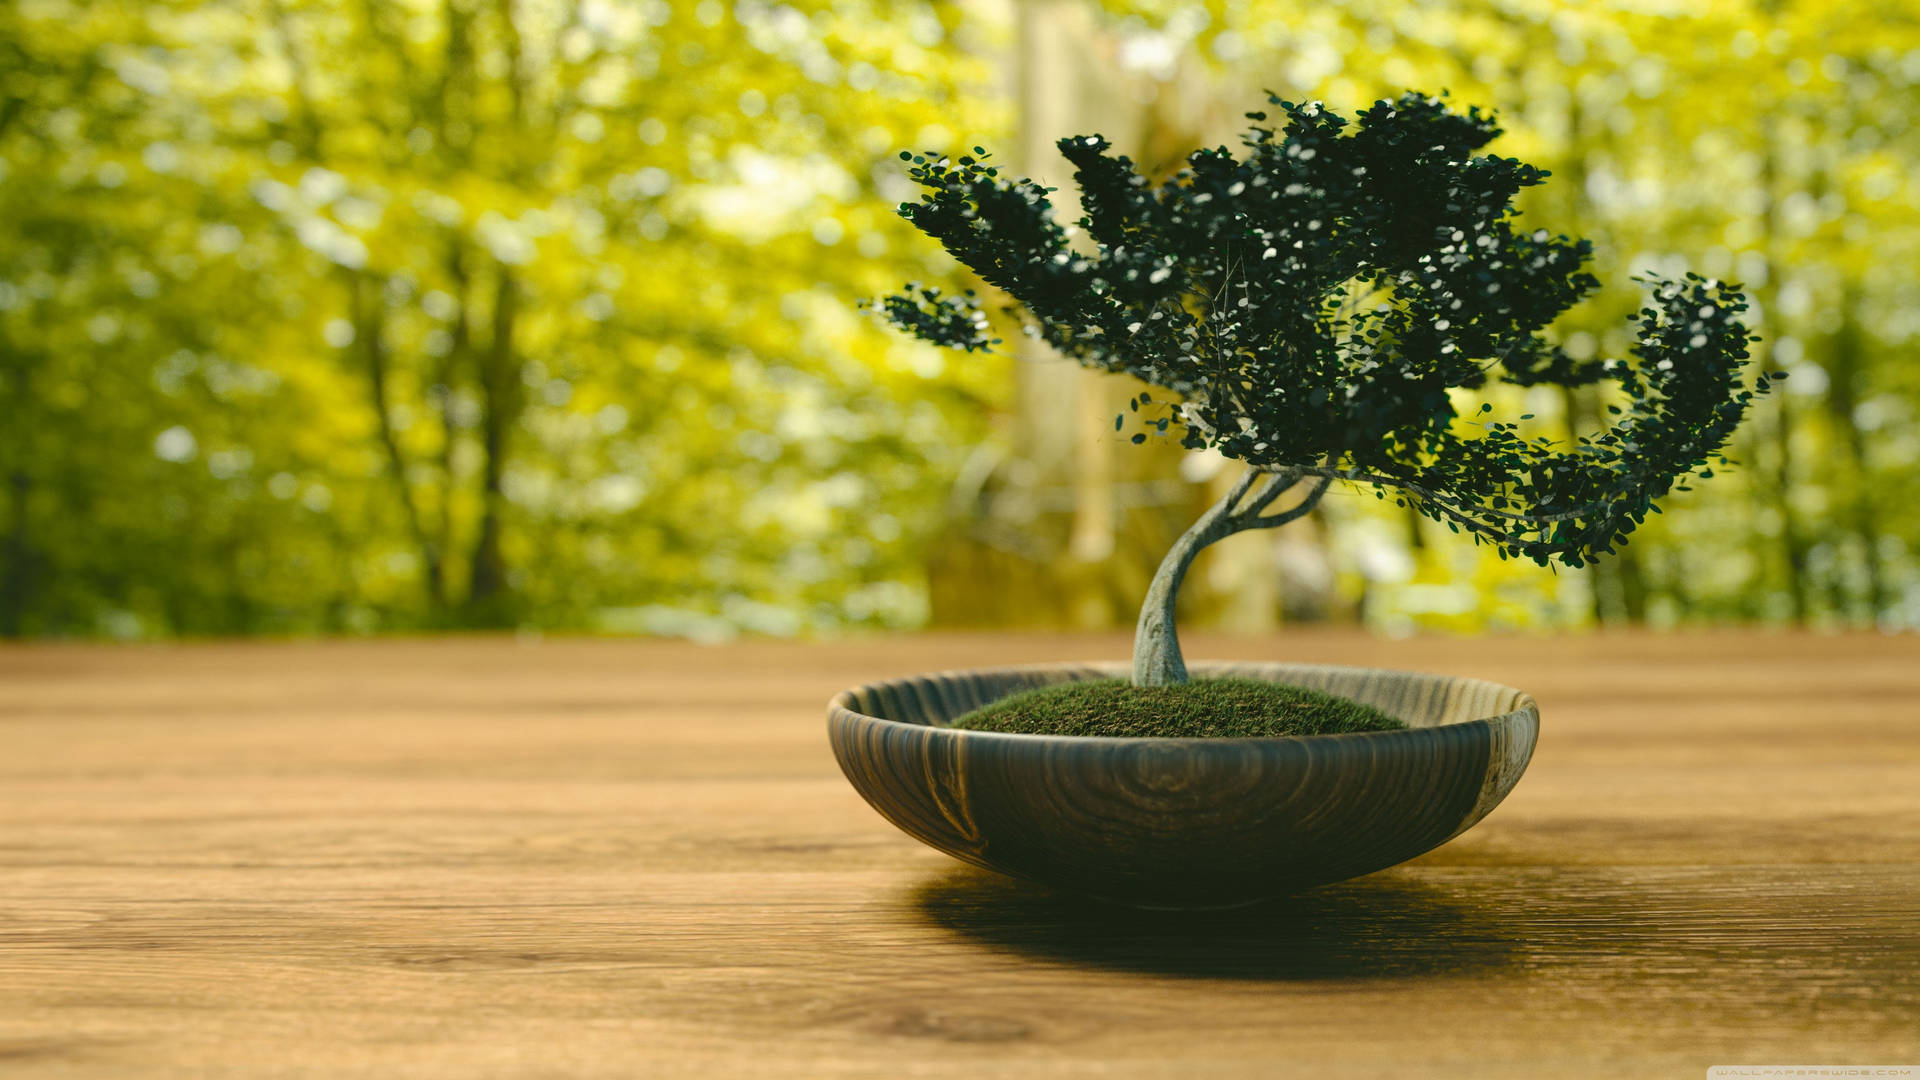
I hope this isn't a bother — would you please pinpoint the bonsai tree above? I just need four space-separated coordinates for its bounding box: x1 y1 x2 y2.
874 92 1771 687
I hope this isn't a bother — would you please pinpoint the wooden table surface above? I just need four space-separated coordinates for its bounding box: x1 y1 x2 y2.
3 631 1917 1078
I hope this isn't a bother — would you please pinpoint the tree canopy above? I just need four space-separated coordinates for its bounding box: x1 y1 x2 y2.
881 92 1770 569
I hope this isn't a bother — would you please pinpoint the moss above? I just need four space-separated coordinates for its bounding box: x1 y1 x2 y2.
947 677 1407 739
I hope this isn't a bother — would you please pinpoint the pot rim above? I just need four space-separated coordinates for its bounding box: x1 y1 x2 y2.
829 659 1539 745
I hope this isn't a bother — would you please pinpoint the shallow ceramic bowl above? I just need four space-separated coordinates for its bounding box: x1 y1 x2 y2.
827 661 1538 909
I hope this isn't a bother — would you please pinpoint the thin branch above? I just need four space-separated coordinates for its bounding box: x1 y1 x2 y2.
1230 473 1331 532
1233 466 1301 518
1215 462 1265 513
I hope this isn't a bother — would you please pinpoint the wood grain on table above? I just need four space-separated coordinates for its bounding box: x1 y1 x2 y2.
1 632 1916 1078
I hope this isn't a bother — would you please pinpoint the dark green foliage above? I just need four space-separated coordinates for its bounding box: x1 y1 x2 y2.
947 677 1406 738
876 92 1771 568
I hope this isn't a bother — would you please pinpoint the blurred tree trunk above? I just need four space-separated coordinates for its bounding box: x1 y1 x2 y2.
1826 278 1887 621
465 268 520 622
433 240 472 595
0 468 28 638
921 0 1125 629
927 0 1292 634
460 0 527 625
1012 0 1114 626
285 1 462 620
0 77 31 638
349 272 446 614
1554 94 1645 624
0 351 32 638
429 7 474 609
1758 124 1811 624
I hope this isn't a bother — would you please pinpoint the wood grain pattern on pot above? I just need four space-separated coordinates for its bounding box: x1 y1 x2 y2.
3 632 1917 1079
828 662 1539 908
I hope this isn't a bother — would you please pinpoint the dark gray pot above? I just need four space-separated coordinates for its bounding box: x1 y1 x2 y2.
827 661 1538 909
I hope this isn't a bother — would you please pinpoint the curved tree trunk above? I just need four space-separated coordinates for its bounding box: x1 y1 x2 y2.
1132 467 1327 686
1133 478 1253 686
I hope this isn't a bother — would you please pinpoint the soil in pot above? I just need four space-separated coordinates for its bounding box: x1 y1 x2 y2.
945 677 1406 739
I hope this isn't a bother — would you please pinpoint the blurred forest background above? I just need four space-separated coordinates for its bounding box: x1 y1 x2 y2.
3 0 1918 641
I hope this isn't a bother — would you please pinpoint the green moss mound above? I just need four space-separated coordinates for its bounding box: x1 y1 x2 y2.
947 677 1407 738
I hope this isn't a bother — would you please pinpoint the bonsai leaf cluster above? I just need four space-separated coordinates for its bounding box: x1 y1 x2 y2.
873 91 1771 685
